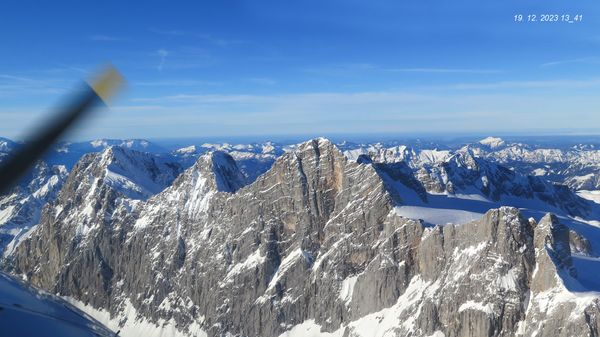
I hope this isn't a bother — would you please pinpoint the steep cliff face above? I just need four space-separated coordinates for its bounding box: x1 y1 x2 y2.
8 138 600 337
8 147 182 306
272 206 600 337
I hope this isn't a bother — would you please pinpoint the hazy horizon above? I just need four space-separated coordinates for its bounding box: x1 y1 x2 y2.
5 130 600 150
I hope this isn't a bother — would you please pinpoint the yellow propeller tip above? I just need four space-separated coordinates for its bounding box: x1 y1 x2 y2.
88 65 126 104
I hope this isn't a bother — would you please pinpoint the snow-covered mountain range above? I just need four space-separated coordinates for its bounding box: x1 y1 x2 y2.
1 135 600 337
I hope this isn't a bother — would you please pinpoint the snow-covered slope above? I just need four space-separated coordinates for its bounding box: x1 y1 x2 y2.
343 136 600 193
61 138 166 154
48 139 167 169
468 137 600 191
0 137 18 154
95 146 183 200
344 144 452 168
352 145 594 221
578 190 600 204
0 162 68 257
0 271 115 336
478 136 506 149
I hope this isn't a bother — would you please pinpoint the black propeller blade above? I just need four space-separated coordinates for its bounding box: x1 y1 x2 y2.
0 65 124 195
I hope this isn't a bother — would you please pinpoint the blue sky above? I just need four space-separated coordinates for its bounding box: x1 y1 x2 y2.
1 0 600 140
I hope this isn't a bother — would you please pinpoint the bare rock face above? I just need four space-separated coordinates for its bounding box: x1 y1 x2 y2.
532 214 577 292
7 147 183 307
570 229 593 256
518 214 600 337
7 138 600 337
327 207 537 337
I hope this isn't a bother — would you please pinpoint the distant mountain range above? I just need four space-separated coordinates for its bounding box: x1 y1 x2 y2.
1 136 600 337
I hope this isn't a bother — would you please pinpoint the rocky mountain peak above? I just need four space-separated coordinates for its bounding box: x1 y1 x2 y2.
0 137 17 153
88 138 165 153
296 137 336 151
449 146 481 170
169 150 246 195
144 151 247 222
89 146 182 200
190 151 246 193
260 137 349 205
204 151 247 193
294 137 344 162
531 213 578 292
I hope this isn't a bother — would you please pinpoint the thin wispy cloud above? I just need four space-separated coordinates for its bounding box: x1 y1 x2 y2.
106 88 600 139
131 93 273 104
385 68 502 74
42 66 90 75
304 63 501 76
197 33 247 47
245 78 277 85
0 74 36 82
149 28 247 46
0 73 68 97
303 63 378 76
148 28 187 36
129 77 600 107
134 80 222 87
540 57 600 67
445 78 600 90
89 34 123 42
157 49 169 71
146 47 214 70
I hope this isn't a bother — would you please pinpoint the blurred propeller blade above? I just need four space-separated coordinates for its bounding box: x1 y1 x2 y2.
0 65 125 195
